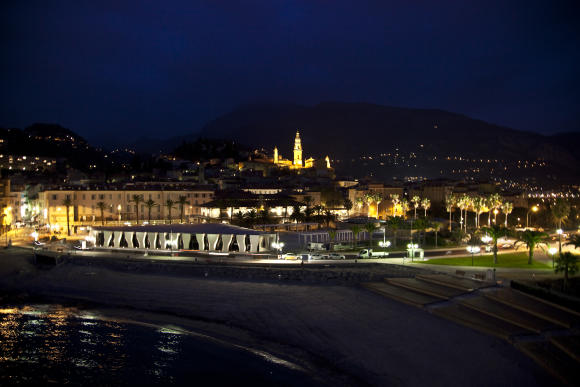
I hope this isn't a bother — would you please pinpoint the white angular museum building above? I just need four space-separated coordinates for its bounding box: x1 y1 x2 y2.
89 223 277 253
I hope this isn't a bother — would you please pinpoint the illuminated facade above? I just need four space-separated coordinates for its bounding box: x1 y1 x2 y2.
272 130 330 170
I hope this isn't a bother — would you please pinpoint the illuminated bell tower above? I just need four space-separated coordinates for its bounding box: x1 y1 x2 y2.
293 130 303 167
273 146 279 164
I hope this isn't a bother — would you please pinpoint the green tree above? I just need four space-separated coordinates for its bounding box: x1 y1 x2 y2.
566 235 580 250
177 195 190 223
96 201 107 226
343 198 353 216
390 194 400 216
480 225 507 264
515 230 548 265
289 204 302 223
555 252 578 291
414 217 429 246
472 196 485 228
350 224 361 249
145 199 157 224
387 216 403 248
445 194 456 231
62 197 72 236
421 197 431 218
431 221 443 248
130 194 144 224
364 222 377 248
411 195 421 219
501 201 514 227
551 198 570 230
165 199 176 224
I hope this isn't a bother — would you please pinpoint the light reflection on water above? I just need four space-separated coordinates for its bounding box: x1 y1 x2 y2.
0 304 321 386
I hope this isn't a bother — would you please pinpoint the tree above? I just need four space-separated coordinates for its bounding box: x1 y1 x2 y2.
487 193 502 226
414 217 429 245
96 201 107 226
177 195 190 223
390 194 400 216
411 196 421 219
480 225 507 264
290 204 302 223
343 198 353 216
130 194 144 224
431 221 443 248
551 198 570 230
421 198 431 218
350 224 361 249
445 194 456 231
387 216 403 248
364 222 377 248
145 199 157 224
555 252 578 291
515 230 548 265
165 199 176 224
566 235 580 250
303 195 313 209
501 201 514 227
62 197 72 236
355 197 365 215
472 196 485 229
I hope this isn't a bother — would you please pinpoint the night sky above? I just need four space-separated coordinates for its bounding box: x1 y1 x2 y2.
1 1 578 146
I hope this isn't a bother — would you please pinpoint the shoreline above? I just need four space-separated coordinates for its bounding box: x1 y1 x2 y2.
0 247 560 386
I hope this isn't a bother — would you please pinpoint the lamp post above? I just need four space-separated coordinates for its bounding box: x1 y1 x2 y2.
407 243 418 262
117 204 122 225
466 245 480 266
548 246 557 269
493 209 499 224
526 205 538 229
556 228 563 255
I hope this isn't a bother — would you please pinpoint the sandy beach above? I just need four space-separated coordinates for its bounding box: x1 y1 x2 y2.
0 247 558 386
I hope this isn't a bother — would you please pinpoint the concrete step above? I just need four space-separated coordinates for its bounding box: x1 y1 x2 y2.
386 277 466 299
460 296 557 333
431 304 530 341
516 340 580 385
415 274 492 291
485 288 580 328
550 335 580 363
362 282 442 308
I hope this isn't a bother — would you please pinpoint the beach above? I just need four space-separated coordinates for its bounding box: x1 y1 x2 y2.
0 247 558 386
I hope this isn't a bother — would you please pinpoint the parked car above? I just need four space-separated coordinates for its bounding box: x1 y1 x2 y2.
282 253 300 260
358 249 389 258
310 253 326 260
328 253 346 260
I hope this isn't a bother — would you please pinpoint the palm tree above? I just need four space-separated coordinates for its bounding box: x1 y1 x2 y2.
145 199 157 224
487 193 502 226
566 235 580 250
555 252 578 291
501 201 514 227
130 194 144 224
165 199 176 224
62 197 72 236
343 198 353 216
414 217 429 246
355 197 365 215
96 201 107 225
387 216 403 248
390 194 400 216
431 221 443 248
472 196 485 228
445 194 456 231
401 198 410 219
551 198 570 231
458 195 470 232
481 225 506 264
177 195 190 223
515 230 548 265
421 198 431 218
411 196 421 219
350 224 361 249
364 222 377 248
373 192 384 219
364 193 374 218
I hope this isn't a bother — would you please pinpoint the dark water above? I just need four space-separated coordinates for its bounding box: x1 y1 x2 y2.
0 304 322 386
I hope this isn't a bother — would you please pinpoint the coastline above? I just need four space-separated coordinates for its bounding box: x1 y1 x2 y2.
0 247 560 386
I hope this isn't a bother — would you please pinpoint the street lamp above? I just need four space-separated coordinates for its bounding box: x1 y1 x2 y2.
556 228 563 255
407 243 419 262
272 241 285 258
379 240 391 248
117 204 122 225
493 209 499 224
526 205 538 229
548 246 557 269
466 245 480 266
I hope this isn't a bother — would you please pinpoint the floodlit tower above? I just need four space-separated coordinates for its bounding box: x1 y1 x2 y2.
325 155 331 169
293 130 302 167
273 146 279 164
